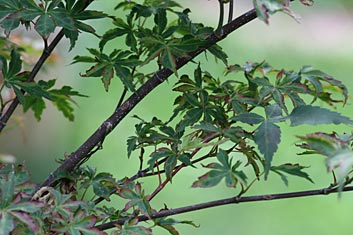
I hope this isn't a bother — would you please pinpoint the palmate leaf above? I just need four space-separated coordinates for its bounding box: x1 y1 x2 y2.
50 8 76 31
0 169 43 234
254 121 281 178
35 13 56 37
52 213 104 235
90 172 116 201
299 65 348 104
289 105 353 126
20 80 86 121
192 149 247 188
141 35 204 75
117 182 152 216
74 49 140 91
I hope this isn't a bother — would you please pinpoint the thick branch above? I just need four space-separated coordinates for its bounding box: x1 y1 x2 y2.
39 8 258 188
96 185 353 230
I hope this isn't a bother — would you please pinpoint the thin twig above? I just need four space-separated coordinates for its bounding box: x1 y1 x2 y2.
38 8 258 189
0 0 95 132
96 185 353 230
228 0 234 23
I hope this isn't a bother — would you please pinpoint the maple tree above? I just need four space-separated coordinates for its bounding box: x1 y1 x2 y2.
1 0 353 234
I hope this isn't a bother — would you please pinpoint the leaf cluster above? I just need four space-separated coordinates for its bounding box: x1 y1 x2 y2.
0 0 107 48
2 0 353 234
73 0 226 91
0 49 86 120
127 61 350 189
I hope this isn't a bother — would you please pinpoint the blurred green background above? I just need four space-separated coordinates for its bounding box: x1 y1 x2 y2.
1 0 353 234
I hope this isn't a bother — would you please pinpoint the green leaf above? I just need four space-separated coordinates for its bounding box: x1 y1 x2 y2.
254 121 281 178
0 212 15 235
53 98 75 121
271 164 313 186
1 18 20 36
192 149 247 188
12 81 51 99
118 183 152 216
101 65 114 92
289 105 353 126
12 85 25 104
148 148 174 170
265 103 282 119
50 8 76 31
164 155 177 180
155 218 198 235
297 132 348 157
17 7 42 21
91 172 115 201
192 121 220 133
23 96 46 121
35 13 56 37
114 65 135 92
99 27 128 50
300 65 348 104
73 20 96 34
0 8 13 20
73 10 108 21
154 8 167 34
207 44 228 65
127 136 138 158
233 112 264 125
7 49 22 78
63 28 79 51
0 170 15 206
7 202 42 213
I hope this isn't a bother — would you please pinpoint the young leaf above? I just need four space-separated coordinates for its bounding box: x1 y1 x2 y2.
254 121 281 177
289 105 353 126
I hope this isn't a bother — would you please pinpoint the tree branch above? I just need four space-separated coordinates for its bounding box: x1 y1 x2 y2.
0 30 64 132
96 185 353 230
39 8 258 188
0 0 94 132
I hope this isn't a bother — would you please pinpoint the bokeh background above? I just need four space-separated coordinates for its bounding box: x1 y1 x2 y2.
1 0 353 234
